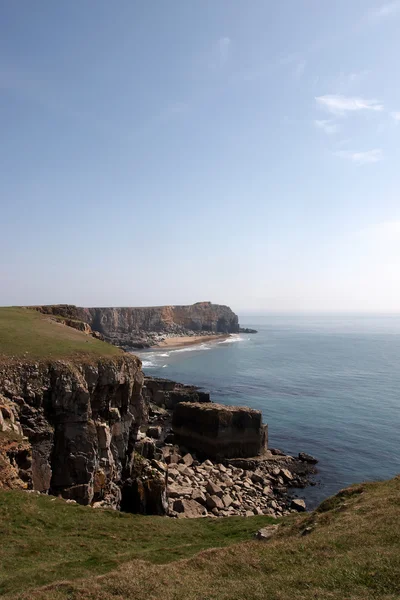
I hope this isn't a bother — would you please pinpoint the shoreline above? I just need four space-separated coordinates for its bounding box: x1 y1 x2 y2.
152 333 231 349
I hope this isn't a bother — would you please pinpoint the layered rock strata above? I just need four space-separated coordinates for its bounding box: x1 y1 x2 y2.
35 302 240 349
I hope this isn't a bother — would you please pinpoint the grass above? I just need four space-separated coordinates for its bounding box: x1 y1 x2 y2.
0 490 275 597
1 477 399 599
0 307 123 362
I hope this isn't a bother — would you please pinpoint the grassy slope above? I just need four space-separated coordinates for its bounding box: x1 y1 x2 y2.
0 490 275 597
2 477 399 600
0 307 122 361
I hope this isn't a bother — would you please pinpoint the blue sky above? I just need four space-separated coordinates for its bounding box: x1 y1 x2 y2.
1 1 400 312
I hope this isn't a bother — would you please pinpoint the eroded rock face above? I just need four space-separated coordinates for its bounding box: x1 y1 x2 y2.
0 356 146 507
35 302 240 347
172 402 268 460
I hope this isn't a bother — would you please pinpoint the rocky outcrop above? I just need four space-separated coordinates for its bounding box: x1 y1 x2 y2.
172 403 268 460
143 377 210 411
35 302 240 348
0 356 148 508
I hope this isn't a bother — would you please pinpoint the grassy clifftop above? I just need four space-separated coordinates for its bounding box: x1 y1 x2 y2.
0 307 123 362
1 477 400 599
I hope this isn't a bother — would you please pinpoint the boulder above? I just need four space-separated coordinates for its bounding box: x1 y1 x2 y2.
172 402 268 460
291 498 306 512
173 498 206 518
181 453 194 467
206 481 223 497
168 484 193 498
255 525 279 541
192 490 207 505
298 452 318 464
222 494 233 508
280 468 293 482
206 495 224 510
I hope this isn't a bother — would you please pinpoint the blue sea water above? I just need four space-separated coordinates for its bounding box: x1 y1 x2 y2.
136 314 400 508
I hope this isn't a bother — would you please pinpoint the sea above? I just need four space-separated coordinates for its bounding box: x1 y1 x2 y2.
135 314 400 508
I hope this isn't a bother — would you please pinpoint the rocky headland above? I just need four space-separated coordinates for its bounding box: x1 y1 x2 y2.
34 302 243 349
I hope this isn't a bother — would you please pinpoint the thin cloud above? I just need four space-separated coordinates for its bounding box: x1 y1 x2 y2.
314 119 339 135
316 95 384 116
335 149 383 165
391 111 400 123
368 1 400 19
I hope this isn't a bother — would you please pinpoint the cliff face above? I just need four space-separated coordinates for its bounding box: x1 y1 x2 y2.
37 302 240 348
0 356 147 507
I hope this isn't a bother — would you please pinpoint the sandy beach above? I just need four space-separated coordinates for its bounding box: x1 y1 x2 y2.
154 333 231 349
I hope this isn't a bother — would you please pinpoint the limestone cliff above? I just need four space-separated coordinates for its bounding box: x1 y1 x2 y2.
37 302 240 348
0 355 147 507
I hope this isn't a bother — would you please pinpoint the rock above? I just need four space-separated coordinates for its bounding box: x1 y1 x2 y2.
134 437 156 460
270 448 285 456
255 525 279 541
251 472 264 484
192 490 207 505
291 498 306 512
168 484 193 498
176 464 191 475
181 453 194 467
298 452 318 464
222 494 233 508
280 469 293 482
272 467 281 477
206 481 223 497
245 510 254 517
147 426 161 439
206 495 224 510
167 468 180 479
172 499 206 518
172 403 268 460
151 459 167 474
167 452 181 465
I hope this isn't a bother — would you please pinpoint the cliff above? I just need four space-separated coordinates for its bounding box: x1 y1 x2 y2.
0 308 155 508
36 302 240 348
0 355 147 506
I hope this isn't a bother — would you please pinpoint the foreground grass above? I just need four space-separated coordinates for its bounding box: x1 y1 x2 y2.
5 476 400 600
0 490 275 597
0 307 122 361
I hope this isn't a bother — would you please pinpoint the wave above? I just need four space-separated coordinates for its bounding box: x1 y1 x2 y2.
169 343 212 354
218 335 246 344
141 360 156 368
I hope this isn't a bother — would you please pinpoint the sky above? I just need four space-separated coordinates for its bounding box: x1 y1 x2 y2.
1 1 400 313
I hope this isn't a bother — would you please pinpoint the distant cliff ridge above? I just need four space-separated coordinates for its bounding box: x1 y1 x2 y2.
36 302 240 348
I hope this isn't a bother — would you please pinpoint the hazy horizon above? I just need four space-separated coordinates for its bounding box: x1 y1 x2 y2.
2 1 400 312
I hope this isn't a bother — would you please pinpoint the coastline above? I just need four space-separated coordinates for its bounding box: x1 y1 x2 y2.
153 333 231 349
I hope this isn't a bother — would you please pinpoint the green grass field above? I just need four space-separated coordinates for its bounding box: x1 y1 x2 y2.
1 478 400 599
0 307 122 361
0 490 275 597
